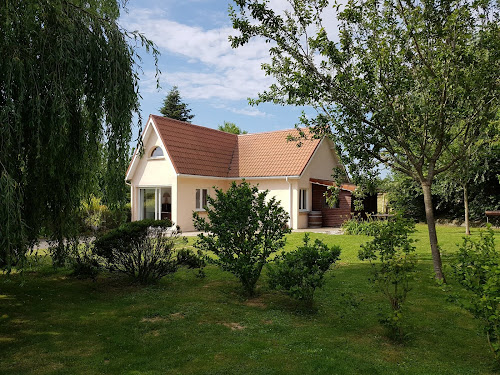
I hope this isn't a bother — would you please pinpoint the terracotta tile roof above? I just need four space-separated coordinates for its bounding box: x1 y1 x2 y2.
152 115 237 177
142 115 322 178
310 178 357 192
228 129 320 177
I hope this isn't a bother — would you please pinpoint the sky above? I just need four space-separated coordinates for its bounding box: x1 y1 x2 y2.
119 0 323 139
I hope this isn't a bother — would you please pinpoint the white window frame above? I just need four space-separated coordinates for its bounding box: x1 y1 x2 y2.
299 189 308 211
138 186 171 220
195 188 208 211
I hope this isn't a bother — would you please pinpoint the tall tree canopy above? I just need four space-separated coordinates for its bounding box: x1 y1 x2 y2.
218 121 248 134
159 86 194 122
0 0 158 269
230 0 500 280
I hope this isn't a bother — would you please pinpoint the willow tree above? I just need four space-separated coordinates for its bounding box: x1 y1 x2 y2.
0 0 158 268
230 0 499 280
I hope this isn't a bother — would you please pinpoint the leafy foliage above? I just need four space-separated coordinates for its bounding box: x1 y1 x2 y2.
358 217 417 340
434 141 500 224
383 173 426 221
159 86 194 122
176 248 206 278
68 240 101 280
452 227 500 360
94 219 182 284
217 121 248 134
94 219 172 260
79 196 130 234
342 216 385 236
0 171 25 270
230 0 500 280
268 233 341 303
0 0 158 271
193 181 290 295
80 195 108 233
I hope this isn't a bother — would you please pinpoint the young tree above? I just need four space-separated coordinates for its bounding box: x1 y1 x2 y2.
159 86 194 122
193 181 290 295
452 227 500 360
230 0 499 280
0 0 159 269
358 217 417 340
218 121 248 134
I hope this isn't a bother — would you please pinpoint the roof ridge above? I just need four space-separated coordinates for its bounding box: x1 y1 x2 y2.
236 127 309 137
150 114 238 138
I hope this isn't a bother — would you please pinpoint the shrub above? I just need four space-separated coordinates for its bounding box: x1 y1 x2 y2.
80 196 131 234
69 240 100 280
193 181 290 295
94 219 183 284
176 248 206 278
80 195 107 233
451 227 500 360
268 233 341 303
358 217 417 341
342 215 384 236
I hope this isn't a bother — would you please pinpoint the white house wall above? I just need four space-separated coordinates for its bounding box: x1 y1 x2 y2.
129 131 342 231
176 177 230 232
296 138 342 228
129 126 178 223
244 178 294 228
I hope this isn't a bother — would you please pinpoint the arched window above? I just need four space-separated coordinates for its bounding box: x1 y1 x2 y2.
150 146 164 158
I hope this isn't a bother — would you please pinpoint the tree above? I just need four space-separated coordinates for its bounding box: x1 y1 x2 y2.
159 86 194 122
0 0 158 269
452 227 500 361
435 116 500 234
230 0 499 280
193 181 290 295
218 121 248 134
358 217 417 340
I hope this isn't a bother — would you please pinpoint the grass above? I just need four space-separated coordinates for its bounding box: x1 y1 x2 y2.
1 224 499 374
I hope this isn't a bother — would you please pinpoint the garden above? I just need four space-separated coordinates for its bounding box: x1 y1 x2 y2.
1 182 500 374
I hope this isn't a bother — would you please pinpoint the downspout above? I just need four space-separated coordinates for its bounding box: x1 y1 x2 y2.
286 176 293 229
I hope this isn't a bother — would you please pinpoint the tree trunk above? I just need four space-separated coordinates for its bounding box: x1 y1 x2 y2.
464 184 470 235
421 182 446 281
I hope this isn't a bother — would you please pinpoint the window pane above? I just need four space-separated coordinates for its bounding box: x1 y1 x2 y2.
142 188 156 219
202 189 208 208
151 147 164 157
196 189 200 209
299 189 306 210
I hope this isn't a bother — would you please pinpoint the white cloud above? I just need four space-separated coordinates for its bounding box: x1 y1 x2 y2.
122 3 344 103
212 103 270 117
121 8 275 101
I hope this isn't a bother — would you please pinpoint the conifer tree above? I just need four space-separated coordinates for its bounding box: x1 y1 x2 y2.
159 86 194 122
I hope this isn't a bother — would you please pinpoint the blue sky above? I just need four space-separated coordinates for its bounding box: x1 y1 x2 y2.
120 0 319 139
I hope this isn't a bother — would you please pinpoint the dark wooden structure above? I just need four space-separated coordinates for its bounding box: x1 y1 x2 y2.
309 178 380 228
486 211 500 224
311 184 352 227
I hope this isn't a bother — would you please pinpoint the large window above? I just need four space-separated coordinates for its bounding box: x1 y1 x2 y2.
139 187 171 220
195 188 208 210
299 189 308 211
141 189 156 219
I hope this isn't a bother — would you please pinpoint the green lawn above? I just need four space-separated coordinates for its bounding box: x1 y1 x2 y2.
1 224 499 374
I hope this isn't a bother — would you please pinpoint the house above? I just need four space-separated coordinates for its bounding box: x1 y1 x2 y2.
125 115 356 232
